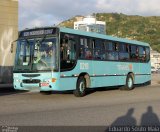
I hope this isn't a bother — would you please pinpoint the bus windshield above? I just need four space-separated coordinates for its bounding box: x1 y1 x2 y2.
14 37 58 71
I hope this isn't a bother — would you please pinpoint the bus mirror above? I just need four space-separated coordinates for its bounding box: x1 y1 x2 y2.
10 40 17 53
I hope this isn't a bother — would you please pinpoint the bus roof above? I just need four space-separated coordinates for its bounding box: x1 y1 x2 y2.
59 27 150 47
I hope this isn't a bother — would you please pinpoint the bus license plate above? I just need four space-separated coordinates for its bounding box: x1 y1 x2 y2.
41 82 49 87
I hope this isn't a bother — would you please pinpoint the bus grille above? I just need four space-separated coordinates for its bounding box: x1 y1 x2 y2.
22 79 41 84
22 74 40 77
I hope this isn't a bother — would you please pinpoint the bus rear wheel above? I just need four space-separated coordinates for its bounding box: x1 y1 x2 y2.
125 74 134 90
73 76 86 97
120 74 134 90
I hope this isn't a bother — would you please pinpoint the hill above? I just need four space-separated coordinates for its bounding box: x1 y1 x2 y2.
59 13 160 52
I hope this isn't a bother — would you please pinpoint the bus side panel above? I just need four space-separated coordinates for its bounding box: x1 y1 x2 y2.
59 77 77 91
90 76 122 88
59 60 94 90
58 60 151 91
92 61 119 87
92 61 141 88
92 61 151 87
134 62 151 84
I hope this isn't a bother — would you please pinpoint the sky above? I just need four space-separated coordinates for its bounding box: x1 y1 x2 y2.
19 0 160 30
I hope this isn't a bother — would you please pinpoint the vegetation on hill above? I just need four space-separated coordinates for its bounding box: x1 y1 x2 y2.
59 13 160 52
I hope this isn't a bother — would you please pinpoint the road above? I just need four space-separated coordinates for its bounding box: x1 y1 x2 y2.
0 85 160 125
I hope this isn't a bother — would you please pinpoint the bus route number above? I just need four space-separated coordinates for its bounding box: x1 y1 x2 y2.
80 63 89 70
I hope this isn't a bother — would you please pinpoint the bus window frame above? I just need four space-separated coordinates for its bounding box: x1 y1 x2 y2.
60 32 78 72
62 33 150 64
118 43 130 61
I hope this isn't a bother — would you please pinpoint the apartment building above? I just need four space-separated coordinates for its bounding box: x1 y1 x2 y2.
74 15 106 34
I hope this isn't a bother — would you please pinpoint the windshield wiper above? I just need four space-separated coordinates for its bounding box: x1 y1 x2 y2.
41 35 47 43
35 35 47 45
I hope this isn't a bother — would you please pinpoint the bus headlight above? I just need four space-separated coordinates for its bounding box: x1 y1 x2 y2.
14 74 19 78
15 79 21 82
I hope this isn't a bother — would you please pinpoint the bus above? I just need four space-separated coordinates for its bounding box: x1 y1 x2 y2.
13 27 151 97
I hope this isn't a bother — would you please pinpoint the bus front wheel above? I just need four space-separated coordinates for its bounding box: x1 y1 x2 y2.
73 76 86 97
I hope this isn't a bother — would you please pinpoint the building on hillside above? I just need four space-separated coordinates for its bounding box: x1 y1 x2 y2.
74 16 83 21
0 0 18 85
74 15 106 34
150 49 160 69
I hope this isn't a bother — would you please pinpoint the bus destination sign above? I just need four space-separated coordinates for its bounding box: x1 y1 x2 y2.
20 28 58 38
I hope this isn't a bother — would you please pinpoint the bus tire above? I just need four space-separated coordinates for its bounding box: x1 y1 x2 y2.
121 74 134 90
73 76 86 97
125 74 134 90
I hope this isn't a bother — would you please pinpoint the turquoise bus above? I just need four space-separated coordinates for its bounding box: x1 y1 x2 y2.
13 27 151 97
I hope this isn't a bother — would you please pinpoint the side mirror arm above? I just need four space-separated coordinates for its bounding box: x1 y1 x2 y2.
10 39 17 53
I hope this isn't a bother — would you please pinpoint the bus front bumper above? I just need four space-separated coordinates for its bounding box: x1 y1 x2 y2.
13 73 59 92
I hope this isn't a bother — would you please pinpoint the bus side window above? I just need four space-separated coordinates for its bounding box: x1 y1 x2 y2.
105 41 118 61
106 41 113 51
101 41 106 60
136 47 139 59
138 46 146 62
106 52 118 60
114 43 119 60
111 42 118 60
119 44 129 61
106 41 112 60
60 35 76 61
60 33 77 71
85 50 92 59
114 43 119 51
60 37 68 60
94 50 100 59
68 39 76 60
85 39 93 59
79 38 86 59
79 47 84 59
130 45 138 61
93 39 103 60
145 47 150 62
